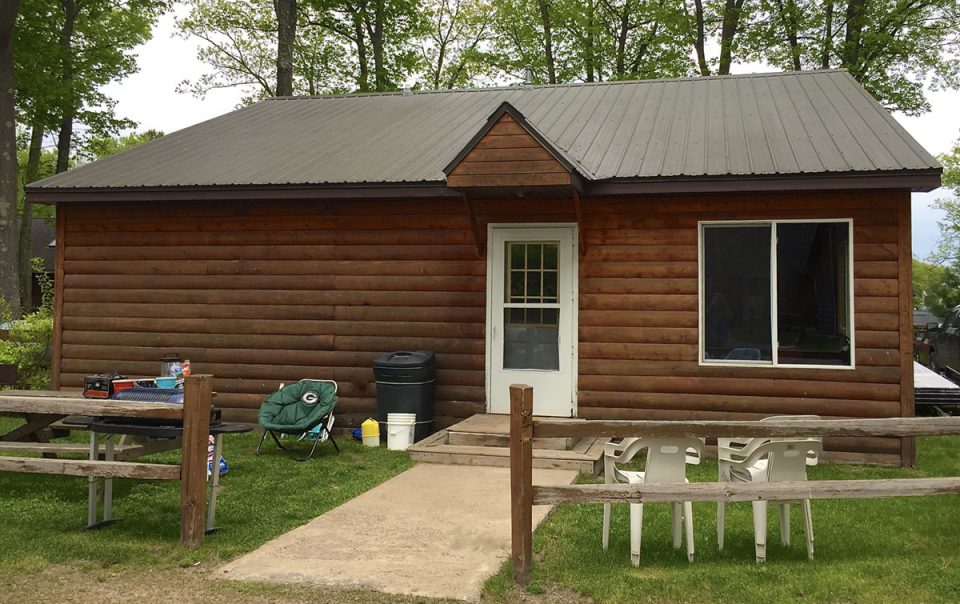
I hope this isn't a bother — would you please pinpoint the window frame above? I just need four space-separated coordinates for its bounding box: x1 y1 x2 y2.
697 218 855 370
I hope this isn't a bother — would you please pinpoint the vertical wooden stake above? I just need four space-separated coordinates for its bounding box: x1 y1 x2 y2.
180 374 212 548
510 384 534 586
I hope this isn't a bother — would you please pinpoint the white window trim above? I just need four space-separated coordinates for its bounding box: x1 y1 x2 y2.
697 218 856 370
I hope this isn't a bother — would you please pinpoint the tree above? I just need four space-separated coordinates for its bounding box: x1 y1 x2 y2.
931 137 960 269
177 0 351 100
47 0 166 173
13 0 164 311
738 0 960 114
81 129 165 162
0 0 22 317
419 0 494 90
913 258 960 318
307 0 428 92
275 0 297 96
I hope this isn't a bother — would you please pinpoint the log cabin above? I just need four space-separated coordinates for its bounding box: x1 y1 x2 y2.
27 70 942 466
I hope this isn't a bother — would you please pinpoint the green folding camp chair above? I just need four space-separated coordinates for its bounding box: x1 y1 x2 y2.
256 379 339 461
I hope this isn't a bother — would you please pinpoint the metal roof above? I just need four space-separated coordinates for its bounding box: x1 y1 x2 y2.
30 70 940 191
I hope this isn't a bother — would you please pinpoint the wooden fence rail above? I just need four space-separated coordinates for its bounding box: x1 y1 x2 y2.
509 384 960 585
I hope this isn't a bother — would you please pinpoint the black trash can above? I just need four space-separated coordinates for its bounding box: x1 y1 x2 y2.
373 350 436 443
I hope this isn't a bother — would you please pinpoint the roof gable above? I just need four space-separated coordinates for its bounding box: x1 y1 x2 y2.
444 102 583 189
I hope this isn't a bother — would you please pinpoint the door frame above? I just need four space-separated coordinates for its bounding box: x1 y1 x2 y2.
485 223 579 417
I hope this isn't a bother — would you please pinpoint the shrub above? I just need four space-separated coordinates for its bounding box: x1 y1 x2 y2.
0 258 54 390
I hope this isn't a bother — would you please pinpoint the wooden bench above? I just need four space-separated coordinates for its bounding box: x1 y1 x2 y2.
507 384 960 585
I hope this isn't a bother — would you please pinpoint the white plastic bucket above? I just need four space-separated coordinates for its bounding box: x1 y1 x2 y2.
386 413 417 451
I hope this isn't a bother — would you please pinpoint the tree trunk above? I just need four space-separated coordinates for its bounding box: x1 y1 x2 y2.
56 0 80 175
774 0 801 71
18 123 44 312
370 0 386 91
538 0 556 84
842 0 865 73
615 3 630 78
693 0 710 76
351 8 370 92
718 0 745 75
273 0 296 96
0 0 21 316
584 0 595 83
820 0 834 69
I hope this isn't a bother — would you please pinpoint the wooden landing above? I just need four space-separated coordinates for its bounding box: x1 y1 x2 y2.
408 414 606 475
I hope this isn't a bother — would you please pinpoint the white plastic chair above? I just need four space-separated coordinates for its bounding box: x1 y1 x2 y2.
602 437 705 565
717 415 822 563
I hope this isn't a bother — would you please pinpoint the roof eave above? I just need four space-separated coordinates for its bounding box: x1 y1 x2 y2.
25 182 459 204
26 169 941 204
586 170 943 196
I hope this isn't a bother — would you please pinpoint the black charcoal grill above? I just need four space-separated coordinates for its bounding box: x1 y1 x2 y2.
97 387 221 428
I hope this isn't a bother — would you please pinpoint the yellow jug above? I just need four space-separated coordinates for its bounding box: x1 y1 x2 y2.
361 418 380 447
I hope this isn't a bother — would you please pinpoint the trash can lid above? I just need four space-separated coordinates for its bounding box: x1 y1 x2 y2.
373 350 436 369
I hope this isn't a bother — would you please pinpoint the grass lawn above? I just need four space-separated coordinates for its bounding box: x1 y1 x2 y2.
0 417 413 576
483 436 960 603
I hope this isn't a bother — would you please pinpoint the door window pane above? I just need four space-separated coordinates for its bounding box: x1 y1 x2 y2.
503 308 560 370
777 223 851 365
505 242 559 304
503 240 561 370
703 226 772 362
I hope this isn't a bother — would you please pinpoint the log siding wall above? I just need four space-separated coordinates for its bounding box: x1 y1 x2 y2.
56 189 910 463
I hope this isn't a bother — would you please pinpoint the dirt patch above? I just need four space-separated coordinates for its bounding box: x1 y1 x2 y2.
0 565 456 604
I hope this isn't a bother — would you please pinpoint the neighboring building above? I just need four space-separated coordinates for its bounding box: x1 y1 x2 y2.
913 307 942 328
30 217 56 309
27 70 941 466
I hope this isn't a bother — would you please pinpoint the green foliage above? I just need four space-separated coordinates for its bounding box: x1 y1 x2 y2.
738 0 960 114
14 145 56 219
176 0 352 101
913 258 960 318
80 129 165 163
419 0 496 89
13 0 168 157
930 137 960 270
943 137 960 194
0 258 54 389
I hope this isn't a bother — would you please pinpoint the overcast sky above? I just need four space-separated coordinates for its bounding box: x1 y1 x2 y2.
102 11 960 260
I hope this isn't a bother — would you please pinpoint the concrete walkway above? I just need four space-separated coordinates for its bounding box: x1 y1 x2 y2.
218 463 577 601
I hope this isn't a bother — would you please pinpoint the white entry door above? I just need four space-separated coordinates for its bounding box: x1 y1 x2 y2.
487 225 577 417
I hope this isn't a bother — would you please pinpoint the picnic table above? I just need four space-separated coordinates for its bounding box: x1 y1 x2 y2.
0 378 220 547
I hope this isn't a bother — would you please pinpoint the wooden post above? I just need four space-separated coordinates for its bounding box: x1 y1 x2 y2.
897 196 916 468
50 206 66 390
510 384 534 586
180 374 212 548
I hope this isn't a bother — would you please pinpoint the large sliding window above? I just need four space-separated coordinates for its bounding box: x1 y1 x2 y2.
700 220 853 368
